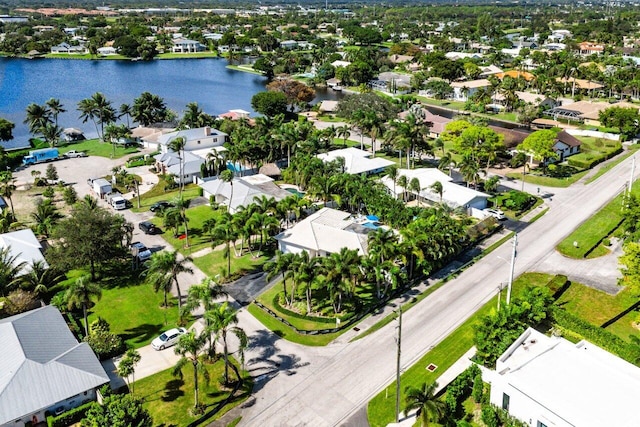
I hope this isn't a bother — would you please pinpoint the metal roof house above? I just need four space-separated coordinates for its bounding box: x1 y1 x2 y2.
317 147 394 175
199 174 291 213
485 327 640 427
0 306 109 426
0 229 48 276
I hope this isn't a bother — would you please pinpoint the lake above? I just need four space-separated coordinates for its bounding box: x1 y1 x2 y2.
0 57 342 150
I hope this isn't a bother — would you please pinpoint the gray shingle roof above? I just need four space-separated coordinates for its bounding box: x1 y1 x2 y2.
0 306 109 423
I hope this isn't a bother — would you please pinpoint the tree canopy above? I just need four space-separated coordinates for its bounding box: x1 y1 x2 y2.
518 129 559 164
82 393 152 427
599 107 640 139
251 91 288 117
0 118 14 141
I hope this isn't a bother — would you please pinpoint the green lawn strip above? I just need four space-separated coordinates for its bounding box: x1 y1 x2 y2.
149 204 221 254
316 115 345 123
331 138 361 148
415 97 467 110
366 273 553 427
135 362 251 427
226 64 264 75
528 207 549 224
506 170 588 188
247 303 341 346
556 280 639 343
157 52 219 59
88 283 181 349
555 183 640 258
133 182 202 213
256 282 337 331
57 139 140 158
192 250 268 281
570 136 621 165
585 146 640 184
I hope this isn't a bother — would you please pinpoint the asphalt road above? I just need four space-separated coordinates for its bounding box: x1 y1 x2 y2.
236 155 638 426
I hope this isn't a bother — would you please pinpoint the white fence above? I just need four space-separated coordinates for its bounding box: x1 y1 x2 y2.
565 129 620 141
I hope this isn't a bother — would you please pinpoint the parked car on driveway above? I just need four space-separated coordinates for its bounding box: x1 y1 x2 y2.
139 221 160 235
151 327 187 350
150 201 174 212
130 242 152 262
484 208 506 220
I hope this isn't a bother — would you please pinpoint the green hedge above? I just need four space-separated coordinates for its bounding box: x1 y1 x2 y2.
272 294 338 324
552 307 640 363
567 147 623 169
47 401 93 427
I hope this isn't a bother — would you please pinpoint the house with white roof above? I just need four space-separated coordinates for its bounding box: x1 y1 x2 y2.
317 147 394 175
154 151 206 185
380 168 489 210
450 79 492 102
147 126 228 153
275 207 372 257
0 306 109 426
486 327 640 427
0 229 48 276
172 38 206 53
199 174 291 213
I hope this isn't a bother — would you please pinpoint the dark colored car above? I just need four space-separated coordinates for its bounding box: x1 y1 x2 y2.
139 221 160 235
149 201 174 212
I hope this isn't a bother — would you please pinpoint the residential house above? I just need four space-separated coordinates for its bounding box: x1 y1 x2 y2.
97 46 117 55
485 327 640 427
546 100 637 126
495 70 535 82
398 108 452 138
578 41 605 56
50 42 88 54
132 125 176 148
380 168 490 210
0 229 48 276
517 130 581 164
154 151 205 185
199 174 291 213
548 29 571 42
317 147 394 175
494 91 557 110
171 38 206 53
488 126 531 150
330 60 351 68
450 79 492 102
280 40 298 49
445 52 483 61
0 306 110 426
318 100 339 114
275 208 373 257
478 65 503 78
153 127 228 153
218 109 252 123
371 72 412 93
389 54 414 64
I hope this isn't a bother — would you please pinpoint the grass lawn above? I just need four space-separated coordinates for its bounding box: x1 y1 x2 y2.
192 248 268 281
132 182 203 213
367 272 554 427
416 97 467 111
58 139 140 159
247 303 342 346
506 170 589 188
569 136 622 165
135 362 252 427
157 52 219 59
149 204 220 254
585 145 640 184
226 64 264 75
88 282 181 349
556 181 640 258
316 115 345 123
556 281 639 343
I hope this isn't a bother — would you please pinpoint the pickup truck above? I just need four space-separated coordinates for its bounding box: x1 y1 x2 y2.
64 150 87 158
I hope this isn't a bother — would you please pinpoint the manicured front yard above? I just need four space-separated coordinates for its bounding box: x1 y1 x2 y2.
88 282 181 349
192 249 268 281
132 182 202 213
508 170 589 188
58 138 140 158
135 363 251 427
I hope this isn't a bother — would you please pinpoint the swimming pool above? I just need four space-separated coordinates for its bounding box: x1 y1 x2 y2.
285 188 306 198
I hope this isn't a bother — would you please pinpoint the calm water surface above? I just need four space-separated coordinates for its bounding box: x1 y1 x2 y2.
0 57 341 149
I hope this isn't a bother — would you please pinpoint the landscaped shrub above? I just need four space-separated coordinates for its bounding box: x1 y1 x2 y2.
47 402 93 427
567 146 622 169
501 190 533 213
472 373 484 403
84 317 125 360
445 364 481 417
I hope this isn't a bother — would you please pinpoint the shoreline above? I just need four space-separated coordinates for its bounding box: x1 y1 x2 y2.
1 51 222 61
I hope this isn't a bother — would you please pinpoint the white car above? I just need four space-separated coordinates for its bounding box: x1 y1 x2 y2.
151 327 187 350
484 208 506 220
65 150 87 158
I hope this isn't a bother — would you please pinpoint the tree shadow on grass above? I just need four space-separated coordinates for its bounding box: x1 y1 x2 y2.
600 300 640 328
162 379 185 402
121 323 163 345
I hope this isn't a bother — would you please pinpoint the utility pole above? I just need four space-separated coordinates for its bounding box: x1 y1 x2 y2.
506 234 518 305
628 156 635 198
395 306 402 423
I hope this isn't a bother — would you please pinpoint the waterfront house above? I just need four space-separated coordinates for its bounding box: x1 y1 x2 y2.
398 108 452 138
578 41 605 56
154 151 205 185
153 127 228 153
199 174 291 213
50 42 88 54
97 46 117 55
171 38 206 53
0 306 109 426
317 147 394 175
485 327 640 427
450 79 492 102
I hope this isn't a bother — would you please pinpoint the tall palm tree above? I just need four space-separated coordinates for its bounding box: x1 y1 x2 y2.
397 175 408 202
168 136 187 196
0 246 26 297
45 98 66 127
205 302 248 385
265 251 296 306
182 277 228 355
0 171 16 218
172 330 209 410
404 382 446 427
31 198 62 237
294 251 320 313
145 250 193 312
119 103 132 128
40 122 62 147
220 169 235 213
132 92 169 126
117 349 141 395
409 177 421 204
66 275 102 337
337 124 351 147
20 260 63 296
170 196 191 247
24 103 51 136
430 181 444 204
213 218 237 278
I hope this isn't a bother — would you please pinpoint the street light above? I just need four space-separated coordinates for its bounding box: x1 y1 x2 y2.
496 233 518 306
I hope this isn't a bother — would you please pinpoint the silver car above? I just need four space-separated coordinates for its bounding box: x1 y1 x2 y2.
151 327 187 350
130 242 152 262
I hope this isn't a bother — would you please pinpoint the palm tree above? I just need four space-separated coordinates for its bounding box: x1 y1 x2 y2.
66 275 102 337
403 382 446 427
145 250 193 312
213 218 237 278
40 122 63 147
409 177 421 204
397 175 408 202
117 349 141 395
181 278 228 355
132 92 169 126
337 124 351 147
265 251 296 306
0 171 16 218
170 196 191 247
430 181 444 203
438 152 456 176
24 103 51 136
168 136 187 196
294 251 321 313
172 330 209 410
220 169 235 213
0 246 26 297
119 103 132 128
205 302 248 385
31 198 62 237
20 260 63 296
45 98 66 127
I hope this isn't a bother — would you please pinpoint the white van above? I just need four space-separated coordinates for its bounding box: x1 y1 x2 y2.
111 196 127 210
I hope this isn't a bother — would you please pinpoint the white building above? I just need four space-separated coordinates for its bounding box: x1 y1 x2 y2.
450 79 492 102
486 328 640 427
317 147 394 175
150 127 228 153
171 38 206 53
380 168 489 210
199 174 291 213
0 229 48 276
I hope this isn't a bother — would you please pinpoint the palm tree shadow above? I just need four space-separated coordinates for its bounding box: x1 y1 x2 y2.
162 379 185 402
600 300 640 328
121 323 163 345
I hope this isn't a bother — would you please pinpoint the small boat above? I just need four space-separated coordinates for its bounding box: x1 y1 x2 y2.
332 85 343 92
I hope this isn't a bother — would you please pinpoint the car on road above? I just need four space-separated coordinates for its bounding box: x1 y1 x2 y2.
151 327 187 350
130 242 152 262
484 208 506 220
150 200 174 212
139 221 160 235
64 150 87 158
